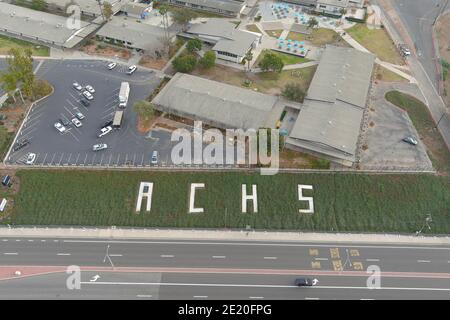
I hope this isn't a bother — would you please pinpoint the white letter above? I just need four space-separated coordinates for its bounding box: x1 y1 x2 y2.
298 185 314 213
242 184 258 213
171 128 192 165
366 265 381 289
136 182 153 212
203 129 223 165
260 128 280 176
66 265 81 290
189 183 205 213
193 121 203 165
66 5 81 30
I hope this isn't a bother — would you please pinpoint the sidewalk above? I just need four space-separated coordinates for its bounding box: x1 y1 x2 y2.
0 227 449 244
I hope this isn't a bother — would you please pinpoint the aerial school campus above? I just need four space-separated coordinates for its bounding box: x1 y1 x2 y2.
0 0 448 236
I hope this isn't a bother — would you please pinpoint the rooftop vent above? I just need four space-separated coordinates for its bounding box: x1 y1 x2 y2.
328 121 332 125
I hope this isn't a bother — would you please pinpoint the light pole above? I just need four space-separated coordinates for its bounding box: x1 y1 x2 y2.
415 214 433 236
103 244 115 269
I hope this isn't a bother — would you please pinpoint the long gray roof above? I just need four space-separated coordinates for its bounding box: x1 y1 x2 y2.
288 46 375 162
41 0 127 15
176 0 245 13
317 0 349 7
0 2 92 48
152 73 280 130
96 16 168 51
187 19 258 57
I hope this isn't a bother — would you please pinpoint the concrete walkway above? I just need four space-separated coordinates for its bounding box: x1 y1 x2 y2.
252 60 319 73
0 227 448 244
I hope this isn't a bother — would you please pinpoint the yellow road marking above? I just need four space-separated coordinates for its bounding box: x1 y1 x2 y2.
353 262 364 270
311 261 321 269
309 249 319 256
330 248 340 259
332 260 343 271
350 249 360 257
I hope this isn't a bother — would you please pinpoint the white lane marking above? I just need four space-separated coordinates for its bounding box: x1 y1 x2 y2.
193 296 208 298
136 295 153 298
314 258 329 261
41 240 46 242
15 240 21 242
4 253 18 255
64 240 450 250
2 239 8 242
305 297 320 300
366 259 380 262
212 256 226 259
109 254 123 257
417 260 431 263
160 255 174 258
54 240 59 242
79 282 450 292
28 240 34 242
249 296 264 299
360 298 375 300
57 253 71 256
263 257 278 260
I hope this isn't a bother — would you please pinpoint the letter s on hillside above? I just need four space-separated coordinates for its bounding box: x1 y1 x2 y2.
298 185 314 214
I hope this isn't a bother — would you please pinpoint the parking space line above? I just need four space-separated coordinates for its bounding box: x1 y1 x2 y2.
83 153 88 165
66 99 79 110
116 154 120 165
50 153 56 165
108 154 113 165
141 154 144 166
133 153 136 165
64 105 75 116
58 153 64 165
92 153 96 165
66 153 72 165
100 154 104 165
42 153 48 164
101 112 114 120
75 153 80 164
68 130 80 142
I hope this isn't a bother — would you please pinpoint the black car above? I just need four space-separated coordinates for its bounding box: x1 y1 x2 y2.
12 139 30 152
80 99 90 107
101 119 113 128
1 175 12 187
295 278 315 287
59 118 70 126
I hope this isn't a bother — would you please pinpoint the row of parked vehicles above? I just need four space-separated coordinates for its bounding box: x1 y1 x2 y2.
107 62 137 75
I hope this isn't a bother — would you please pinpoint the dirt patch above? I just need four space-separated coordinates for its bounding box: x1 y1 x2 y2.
436 12 450 107
137 116 158 134
0 168 19 222
139 55 168 71
83 42 131 59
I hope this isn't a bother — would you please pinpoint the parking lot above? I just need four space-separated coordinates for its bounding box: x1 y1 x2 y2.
6 59 177 167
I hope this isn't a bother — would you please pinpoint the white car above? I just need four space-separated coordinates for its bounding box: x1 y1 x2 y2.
98 126 112 138
127 65 137 75
93 143 108 151
85 85 95 94
107 62 117 70
71 118 82 128
75 112 85 120
151 151 158 164
54 122 66 133
73 82 82 91
25 153 36 165
83 91 94 100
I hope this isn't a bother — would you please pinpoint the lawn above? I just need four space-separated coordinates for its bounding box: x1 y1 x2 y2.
0 125 13 160
374 66 408 83
287 28 345 47
267 30 284 38
246 24 262 33
164 4 224 18
385 91 450 174
346 24 403 65
0 35 49 56
191 64 317 95
4 170 449 234
255 49 310 66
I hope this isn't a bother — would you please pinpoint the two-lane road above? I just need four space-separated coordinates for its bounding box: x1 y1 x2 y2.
1 237 449 299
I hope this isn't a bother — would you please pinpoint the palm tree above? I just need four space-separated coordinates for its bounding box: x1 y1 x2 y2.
244 51 253 71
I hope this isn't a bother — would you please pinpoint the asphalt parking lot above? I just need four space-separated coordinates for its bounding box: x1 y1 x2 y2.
6 59 177 167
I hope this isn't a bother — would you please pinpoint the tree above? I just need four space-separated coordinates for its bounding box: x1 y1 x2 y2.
186 38 202 53
134 100 155 120
199 51 216 69
259 52 284 73
244 51 253 71
172 54 197 73
307 17 319 29
171 8 197 31
31 0 47 11
282 83 306 102
1 48 35 102
103 2 113 20
31 79 52 100
158 4 170 56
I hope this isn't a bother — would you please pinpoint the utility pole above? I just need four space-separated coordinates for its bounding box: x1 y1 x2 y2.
97 0 105 21
103 244 115 269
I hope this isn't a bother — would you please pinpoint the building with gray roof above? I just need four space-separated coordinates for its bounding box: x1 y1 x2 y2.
96 15 172 54
285 45 375 166
184 19 261 63
120 2 153 19
167 0 246 17
0 2 96 48
152 73 284 130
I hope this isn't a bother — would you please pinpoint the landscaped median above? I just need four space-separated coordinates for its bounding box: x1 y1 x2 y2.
1 170 449 234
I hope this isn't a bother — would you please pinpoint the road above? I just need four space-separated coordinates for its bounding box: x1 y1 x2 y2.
1 237 449 299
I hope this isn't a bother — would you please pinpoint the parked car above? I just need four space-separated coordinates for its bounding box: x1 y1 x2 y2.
151 150 158 164
1 175 12 187
85 85 95 93
13 139 30 152
127 65 137 75
80 99 90 107
73 82 82 91
93 143 108 151
25 152 36 165
75 112 85 120
402 136 418 145
295 278 318 287
59 117 70 127
54 122 66 133
71 118 82 128
83 91 94 100
98 126 112 138
101 119 113 129
107 62 117 70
